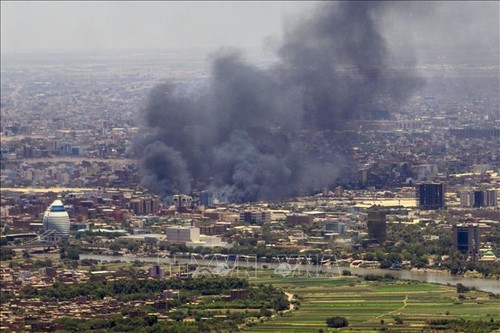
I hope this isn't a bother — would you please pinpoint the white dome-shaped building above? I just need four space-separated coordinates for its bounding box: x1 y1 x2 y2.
43 200 70 237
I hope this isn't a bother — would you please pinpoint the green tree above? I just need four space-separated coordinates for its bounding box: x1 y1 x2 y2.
66 247 80 260
326 316 349 328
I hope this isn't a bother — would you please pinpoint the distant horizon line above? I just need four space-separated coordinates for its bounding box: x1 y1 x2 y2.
0 46 272 55
2 45 497 57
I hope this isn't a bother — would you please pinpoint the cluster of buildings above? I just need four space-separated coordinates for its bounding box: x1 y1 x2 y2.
2 49 498 192
0 158 139 189
0 127 134 161
1 50 499 263
0 263 189 331
0 190 237 249
418 183 498 210
0 51 210 191
3 180 497 263
1 190 159 233
1 45 499 333
459 189 498 208
361 183 498 262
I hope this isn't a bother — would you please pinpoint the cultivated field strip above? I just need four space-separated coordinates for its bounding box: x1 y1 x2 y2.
246 277 499 332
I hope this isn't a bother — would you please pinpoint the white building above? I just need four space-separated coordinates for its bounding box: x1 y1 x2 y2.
187 235 231 249
165 225 231 248
460 191 474 207
43 200 70 238
165 226 200 243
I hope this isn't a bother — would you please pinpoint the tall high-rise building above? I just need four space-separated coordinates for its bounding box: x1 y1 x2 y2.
129 198 143 215
43 200 70 240
474 190 497 207
474 190 485 208
460 191 474 207
484 190 498 207
418 183 445 209
367 206 387 244
453 224 480 260
334 186 344 197
172 195 193 210
460 189 498 208
200 191 214 207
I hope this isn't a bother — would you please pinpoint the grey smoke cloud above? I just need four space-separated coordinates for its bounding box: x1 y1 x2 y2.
137 1 422 202
140 142 192 195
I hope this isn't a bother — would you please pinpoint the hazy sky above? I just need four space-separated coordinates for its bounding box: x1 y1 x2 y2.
1 1 315 52
1 1 498 62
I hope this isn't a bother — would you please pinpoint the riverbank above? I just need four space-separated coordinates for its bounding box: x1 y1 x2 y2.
410 267 499 281
32 253 500 294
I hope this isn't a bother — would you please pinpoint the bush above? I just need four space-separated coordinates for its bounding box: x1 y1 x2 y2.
341 270 351 276
427 319 453 326
364 274 383 281
456 283 469 293
326 316 349 328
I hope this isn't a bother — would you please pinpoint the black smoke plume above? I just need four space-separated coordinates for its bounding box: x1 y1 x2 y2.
136 2 422 202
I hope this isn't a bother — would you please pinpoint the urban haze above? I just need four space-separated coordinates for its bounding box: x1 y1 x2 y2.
1 2 499 333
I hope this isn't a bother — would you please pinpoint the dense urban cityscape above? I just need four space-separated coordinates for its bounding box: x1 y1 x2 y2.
1 1 499 333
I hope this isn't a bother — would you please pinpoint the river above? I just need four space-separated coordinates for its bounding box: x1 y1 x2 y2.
33 253 500 294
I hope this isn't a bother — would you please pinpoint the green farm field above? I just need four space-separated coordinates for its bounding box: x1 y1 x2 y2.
246 274 500 332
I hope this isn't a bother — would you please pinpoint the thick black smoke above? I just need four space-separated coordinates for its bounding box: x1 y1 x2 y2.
136 2 422 202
